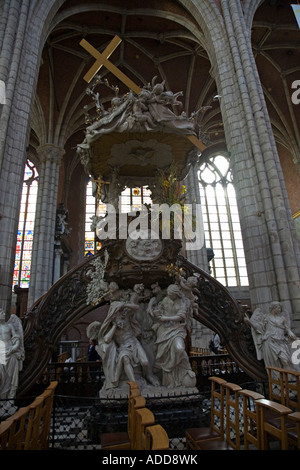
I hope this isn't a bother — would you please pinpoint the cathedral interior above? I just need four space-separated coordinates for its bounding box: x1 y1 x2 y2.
0 0 300 451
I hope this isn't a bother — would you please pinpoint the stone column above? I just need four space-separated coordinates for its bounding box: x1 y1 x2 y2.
0 0 32 317
0 0 60 316
183 164 210 349
212 0 300 330
53 246 63 284
184 165 209 273
27 144 64 307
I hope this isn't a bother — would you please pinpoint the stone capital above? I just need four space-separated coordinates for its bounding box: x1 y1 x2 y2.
37 144 65 164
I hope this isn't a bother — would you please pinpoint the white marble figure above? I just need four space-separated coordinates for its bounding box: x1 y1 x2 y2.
175 274 199 331
146 282 165 367
151 284 196 388
245 301 299 371
0 309 25 400
87 301 159 395
130 284 156 374
87 273 200 396
77 76 199 166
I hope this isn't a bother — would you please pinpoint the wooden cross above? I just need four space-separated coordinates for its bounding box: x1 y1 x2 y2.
80 36 141 94
80 36 205 151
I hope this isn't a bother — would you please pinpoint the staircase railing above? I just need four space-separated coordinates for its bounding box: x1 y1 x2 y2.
18 250 266 396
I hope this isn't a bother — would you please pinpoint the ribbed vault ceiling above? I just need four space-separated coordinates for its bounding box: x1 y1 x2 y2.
31 0 300 169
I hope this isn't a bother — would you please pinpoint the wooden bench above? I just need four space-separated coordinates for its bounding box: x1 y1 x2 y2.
0 406 30 450
266 366 300 410
255 398 293 450
100 382 169 450
281 369 300 411
196 382 242 450
133 407 155 450
0 381 58 450
143 424 169 450
286 411 300 449
101 381 144 450
133 407 169 450
238 389 264 450
185 376 227 449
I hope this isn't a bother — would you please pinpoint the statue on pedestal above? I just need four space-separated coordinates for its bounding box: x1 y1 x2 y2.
0 308 25 406
87 273 198 398
245 301 300 371
87 300 159 397
152 284 196 388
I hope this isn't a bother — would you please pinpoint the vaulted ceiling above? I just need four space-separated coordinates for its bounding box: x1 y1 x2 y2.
31 0 300 178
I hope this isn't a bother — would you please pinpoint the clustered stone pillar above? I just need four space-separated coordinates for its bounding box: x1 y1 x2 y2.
0 0 35 317
213 0 300 331
184 164 211 349
27 144 64 307
184 164 209 273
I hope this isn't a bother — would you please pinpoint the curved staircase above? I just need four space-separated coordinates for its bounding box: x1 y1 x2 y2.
19 247 266 396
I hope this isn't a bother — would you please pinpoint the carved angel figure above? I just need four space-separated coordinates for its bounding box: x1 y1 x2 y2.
245 301 299 371
0 309 25 399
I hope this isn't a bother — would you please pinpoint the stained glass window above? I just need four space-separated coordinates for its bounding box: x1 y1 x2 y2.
85 181 152 254
198 154 248 287
120 186 152 213
13 160 38 289
84 178 107 255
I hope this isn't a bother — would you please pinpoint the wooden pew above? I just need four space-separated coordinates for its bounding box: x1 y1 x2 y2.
143 424 169 450
255 398 293 450
0 406 30 450
281 369 300 411
196 382 242 450
133 407 169 450
266 366 286 405
24 383 57 450
39 381 58 449
133 407 155 450
286 411 300 449
23 396 46 449
185 377 227 449
238 389 264 450
0 381 58 450
101 381 144 450
266 366 300 411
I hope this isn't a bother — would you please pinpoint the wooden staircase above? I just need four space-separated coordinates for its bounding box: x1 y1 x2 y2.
18 248 266 396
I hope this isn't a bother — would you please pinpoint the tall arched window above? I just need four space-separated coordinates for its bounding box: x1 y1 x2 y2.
85 178 107 255
13 160 39 288
120 186 152 213
84 182 152 254
198 154 248 287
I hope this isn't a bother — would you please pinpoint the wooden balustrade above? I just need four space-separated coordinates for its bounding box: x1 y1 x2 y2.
30 353 248 399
